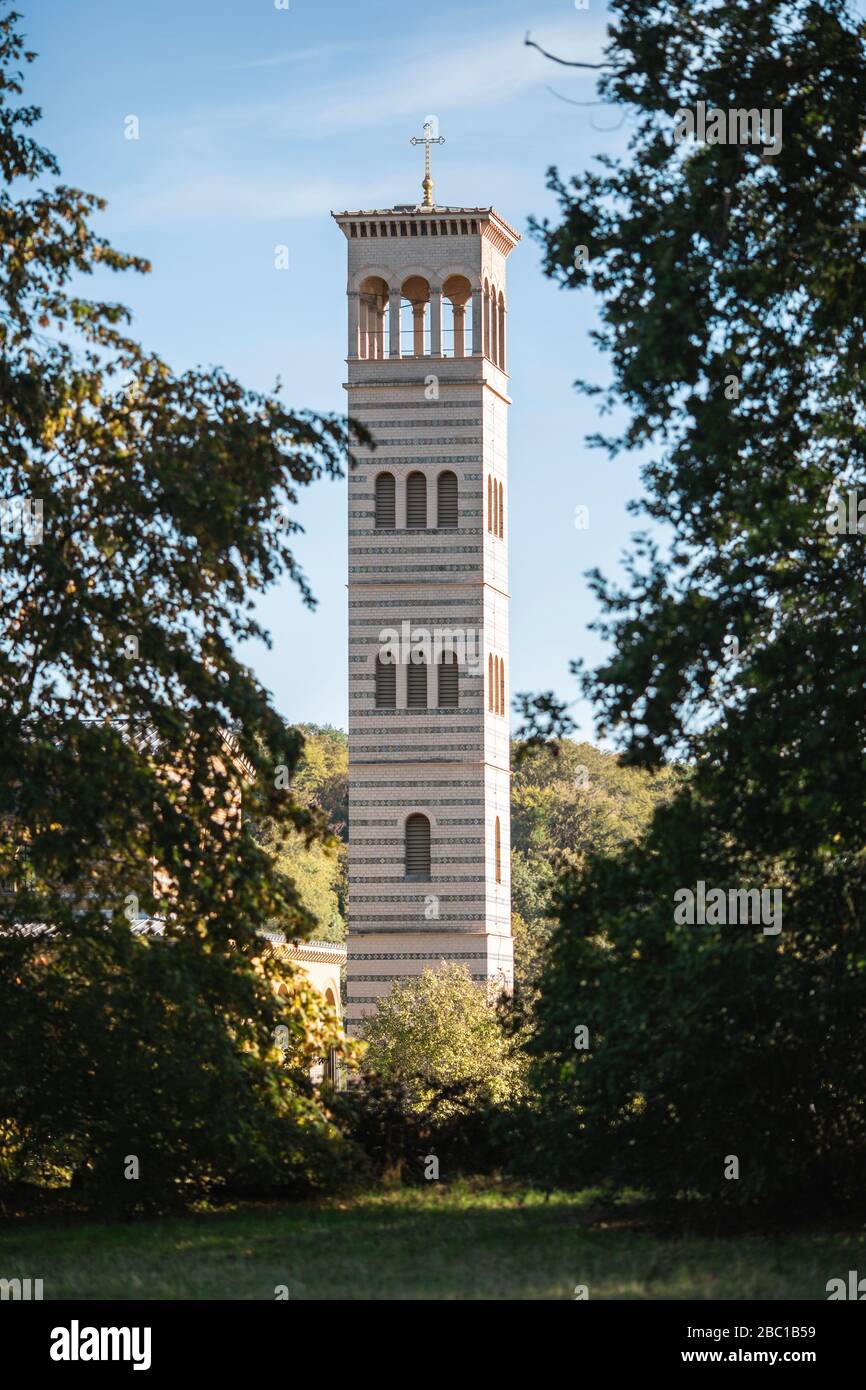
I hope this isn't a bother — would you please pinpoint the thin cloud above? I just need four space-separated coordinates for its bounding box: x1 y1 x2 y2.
226 43 369 71
121 171 396 225
103 17 612 226
298 22 608 136
194 18 610 139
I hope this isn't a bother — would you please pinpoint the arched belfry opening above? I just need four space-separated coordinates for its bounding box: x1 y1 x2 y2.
483 278 491 360
400 276 430 357
442 274 472 358
359 275 389 360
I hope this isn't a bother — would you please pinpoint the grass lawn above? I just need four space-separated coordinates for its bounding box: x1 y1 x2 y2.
1 1183 863 1300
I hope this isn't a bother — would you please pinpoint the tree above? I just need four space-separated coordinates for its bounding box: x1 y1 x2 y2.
360 964 528 1114
292 725 349 840
0 7 361 1208
252 725 348 943
253 819 345 943
526 0 866 1205
510 740 678 991
348 964 531 1181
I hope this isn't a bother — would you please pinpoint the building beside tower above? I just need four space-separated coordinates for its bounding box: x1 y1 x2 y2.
333 181 518 1033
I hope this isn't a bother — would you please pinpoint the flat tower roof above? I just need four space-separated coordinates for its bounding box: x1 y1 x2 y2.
331 205 520 250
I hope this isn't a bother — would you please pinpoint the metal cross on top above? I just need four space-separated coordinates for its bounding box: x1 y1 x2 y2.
410 120 445 208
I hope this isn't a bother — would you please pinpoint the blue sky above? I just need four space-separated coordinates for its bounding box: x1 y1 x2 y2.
23 0 647 740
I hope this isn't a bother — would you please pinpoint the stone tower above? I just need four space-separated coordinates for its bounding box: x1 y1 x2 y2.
333 180 518 1033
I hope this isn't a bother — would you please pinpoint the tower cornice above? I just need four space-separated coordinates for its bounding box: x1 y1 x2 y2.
331 206 520 256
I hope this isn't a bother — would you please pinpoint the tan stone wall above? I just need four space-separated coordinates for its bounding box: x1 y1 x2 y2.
295 956 342 1017
335 206 518 1030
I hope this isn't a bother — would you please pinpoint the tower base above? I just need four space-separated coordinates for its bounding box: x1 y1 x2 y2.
345 930 513 1034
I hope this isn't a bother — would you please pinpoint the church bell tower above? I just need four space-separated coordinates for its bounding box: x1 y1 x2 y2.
333 130 518 1031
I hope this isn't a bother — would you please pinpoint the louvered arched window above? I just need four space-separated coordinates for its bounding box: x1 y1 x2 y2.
437 471 458 529
438 650 459 707
498 291 506 370
498 482 504 539
375 656 396 709
406 471 427 528
490 655 504 716
487 475 493 532
495 816 502 884
405 813 431 878
407 656 428 708
483 279 491 357
374 472 396 528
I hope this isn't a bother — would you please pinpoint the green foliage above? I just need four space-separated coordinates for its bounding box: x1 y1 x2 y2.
0 931 362 1212
0 9 361 1210
330 1073 507 1184
339 962 530 1188
527 0 866 1207
513 741 678 863
510 740 678 990
253 818 345 944
528 793 866 1208
251 724 348 942
359 963 529 1114
292 725 349 839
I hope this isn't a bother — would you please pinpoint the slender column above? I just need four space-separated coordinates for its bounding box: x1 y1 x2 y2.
430 287 442 357
412 302 425 357
389 288 400 358
454 305 466 358
348 290 360 359
471 287 483 355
